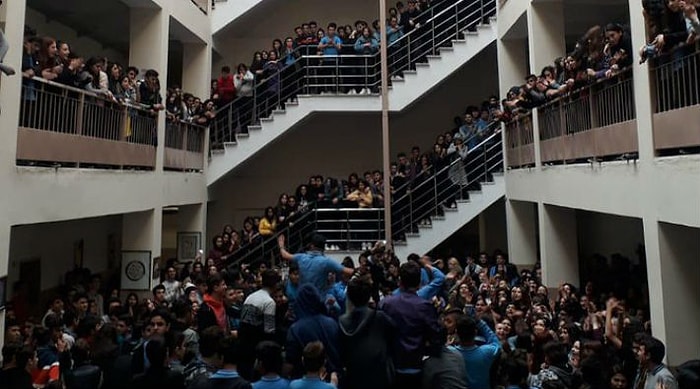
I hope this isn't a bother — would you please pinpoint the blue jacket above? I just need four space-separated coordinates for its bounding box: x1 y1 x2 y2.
354 36 379 54
449 320 501 389
286 285 341 378
393 266 445 300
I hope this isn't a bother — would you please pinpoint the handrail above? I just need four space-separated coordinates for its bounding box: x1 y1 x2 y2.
391 120 502 197
212 0 495 123
27 75 153 113
391 125 503 205
533 67 633 112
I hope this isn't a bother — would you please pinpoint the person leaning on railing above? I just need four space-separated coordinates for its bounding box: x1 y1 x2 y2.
139 69 165 114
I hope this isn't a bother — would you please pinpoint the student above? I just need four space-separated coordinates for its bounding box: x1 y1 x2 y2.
205 336 252 389
252 341 289 389
289 342 337 389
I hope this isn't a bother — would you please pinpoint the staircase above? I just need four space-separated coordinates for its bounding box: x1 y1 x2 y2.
223 129 505 269
207 0 498 186
211 0 267 33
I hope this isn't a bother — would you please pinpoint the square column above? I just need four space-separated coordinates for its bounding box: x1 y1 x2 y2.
130 8 170 172
182 43 211 102
628 1 656 162
122 209 163 290
478 200 508 255
0 0 27 172
647 221 700 365
0 223 11 350
506 199 538 267
538 204 579 288
497 38 528 96
526 1 565 74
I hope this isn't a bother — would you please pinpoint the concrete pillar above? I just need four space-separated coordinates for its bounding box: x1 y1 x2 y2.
479 199 508 255
122 209 163 290
526 1 565 74
538 203 579 288
130 8 169 172
182 42 211 102
628 0 656 162
0 0 27 173
506 199 538 267
649 222 700 364
0 223 11 351
497 38 529 96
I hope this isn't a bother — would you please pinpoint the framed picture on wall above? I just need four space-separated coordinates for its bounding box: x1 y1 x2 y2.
177 232 201 262
121 251 151 290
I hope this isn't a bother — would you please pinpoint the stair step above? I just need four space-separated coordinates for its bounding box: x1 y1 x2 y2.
493 171 504 177
393 241 408 246
418 224 432 229
452 39 467 45
248 125 262 131
465 31 479 37
426 55 441 60
260 117 274 123
456 199 471 204
403 70 418 76
237 133 250 139
444 207 458 212
223 141 237 148
481 181 495 185
211 149 225 155
468 190 483 195
439 47 454 53
272 109 286 114
416 62 430 68
431 215 446 221
285 101 299 106
405 233 420 238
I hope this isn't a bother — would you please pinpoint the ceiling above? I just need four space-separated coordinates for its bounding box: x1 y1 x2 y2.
28 0 133 55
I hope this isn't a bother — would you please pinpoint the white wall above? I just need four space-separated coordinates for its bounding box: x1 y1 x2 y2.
25 7 128 67
8 216 122 291
577 211 644 264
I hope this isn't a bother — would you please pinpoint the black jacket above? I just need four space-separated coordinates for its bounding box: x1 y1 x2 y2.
339 307 396 389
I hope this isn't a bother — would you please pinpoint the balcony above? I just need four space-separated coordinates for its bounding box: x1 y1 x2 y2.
164 121 207 172
505 112 535 168
16 77 206 172
537 69 637 164
651 49 700 154
17 77 157 169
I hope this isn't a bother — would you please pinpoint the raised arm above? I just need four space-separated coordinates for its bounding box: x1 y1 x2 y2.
277 234 294 262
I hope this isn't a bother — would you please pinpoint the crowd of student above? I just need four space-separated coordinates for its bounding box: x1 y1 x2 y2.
209 97 502 260
3 235 699 389
18 26 210 128
501 0 700 119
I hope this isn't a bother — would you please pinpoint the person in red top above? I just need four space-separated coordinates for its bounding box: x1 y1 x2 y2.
216 66 236 106
197 273 229 333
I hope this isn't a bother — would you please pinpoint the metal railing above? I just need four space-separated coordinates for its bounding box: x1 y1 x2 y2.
20 76 157 144
164 120 207 171
223 129 503 268
505 112 535 168
165 120 207 152
538 69 635 141
17 76 158 168
391 129 503 240
210 0 497 148
191 0 209 14
651 46 700 113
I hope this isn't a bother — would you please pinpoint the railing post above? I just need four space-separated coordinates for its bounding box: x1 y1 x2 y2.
252 85 258 124
455 2 460 37
182 122 189 152
407 34 412 68
431 8 436 55
76 94 85 135
408 190 414 233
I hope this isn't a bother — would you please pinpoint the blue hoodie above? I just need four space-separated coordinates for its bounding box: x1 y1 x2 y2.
285 284 341 378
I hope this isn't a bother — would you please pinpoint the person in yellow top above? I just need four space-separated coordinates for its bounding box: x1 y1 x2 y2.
346 180 374 208
258 206 277 236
